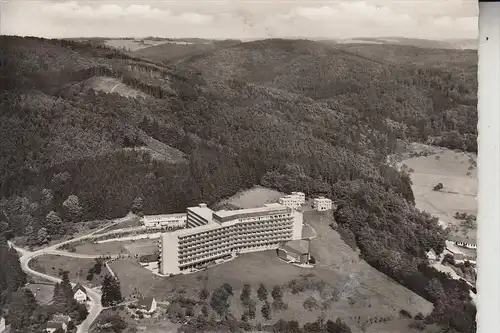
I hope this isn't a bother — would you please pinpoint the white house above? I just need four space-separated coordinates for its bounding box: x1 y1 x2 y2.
137 297 157 314
72 283 88 304
426 249 438 262
313 197 333 211
0 317 5 333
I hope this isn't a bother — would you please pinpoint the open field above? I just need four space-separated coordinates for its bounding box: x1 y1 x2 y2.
29 254 110 287
401 146 477 241
26 283 55 305
216 185 285 209
109 209 432 331
104 39 173 51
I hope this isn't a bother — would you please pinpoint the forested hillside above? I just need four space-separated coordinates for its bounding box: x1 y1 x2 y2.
0 36 476 333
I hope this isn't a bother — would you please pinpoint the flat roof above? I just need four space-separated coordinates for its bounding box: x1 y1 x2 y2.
187 205 216 223
143 213 187 220
213 203 291 222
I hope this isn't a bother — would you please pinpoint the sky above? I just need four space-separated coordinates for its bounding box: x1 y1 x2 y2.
1 0 478 40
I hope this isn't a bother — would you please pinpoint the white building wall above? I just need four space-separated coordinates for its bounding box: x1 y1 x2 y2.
142 214 187 228
160 203 303 275
292 210 303 240
159 234 180 275
279 193 305 209
74 290 87 303
0 317 5 333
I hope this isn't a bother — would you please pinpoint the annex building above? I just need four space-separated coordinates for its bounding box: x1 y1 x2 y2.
278 192 306 209
141 213 187 229
159 203 303 275
313 196 333 211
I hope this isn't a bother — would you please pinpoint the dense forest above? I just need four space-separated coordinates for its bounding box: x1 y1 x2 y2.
0 36 477 332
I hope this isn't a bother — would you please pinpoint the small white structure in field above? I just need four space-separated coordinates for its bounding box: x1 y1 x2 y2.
279 192 305 209
72 283 88 304
426 249 438 262
0 317 5 333
137 297 157 314
313 197 332 211
142 213 187 229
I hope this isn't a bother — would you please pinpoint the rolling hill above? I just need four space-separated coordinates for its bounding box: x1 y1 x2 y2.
0 35 477 333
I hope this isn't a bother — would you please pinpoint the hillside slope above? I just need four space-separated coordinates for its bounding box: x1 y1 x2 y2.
174 39 477 153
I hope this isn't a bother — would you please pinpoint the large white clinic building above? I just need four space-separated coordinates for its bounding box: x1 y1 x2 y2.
159 203 303 275
278 192 305 209
313 197 333 211
142 213 187 229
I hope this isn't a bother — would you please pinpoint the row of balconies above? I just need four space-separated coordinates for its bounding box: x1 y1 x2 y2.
179 240 282 265
179 228 292 251
179 223 292 246
178 234 292 260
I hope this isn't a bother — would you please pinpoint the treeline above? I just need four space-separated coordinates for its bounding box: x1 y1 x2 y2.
333 180 475 333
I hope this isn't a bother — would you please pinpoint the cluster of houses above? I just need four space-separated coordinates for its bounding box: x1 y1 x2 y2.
426 235 477 263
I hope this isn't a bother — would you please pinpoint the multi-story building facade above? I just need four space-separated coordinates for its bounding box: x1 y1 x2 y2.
313 197 333 211
142 213 187 229
278 192 305 209
159 203 303 275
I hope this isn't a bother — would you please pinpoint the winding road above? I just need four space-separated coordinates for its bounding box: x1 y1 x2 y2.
9 213 136 333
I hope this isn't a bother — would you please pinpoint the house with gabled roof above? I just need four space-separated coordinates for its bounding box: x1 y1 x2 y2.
72 283 88 304
137 297 157 314
426 249 438 262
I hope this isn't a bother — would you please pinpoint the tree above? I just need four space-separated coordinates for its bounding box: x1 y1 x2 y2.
36 227 50 245
271 285 283 301
247 299 256 319
221 283 233 296
303 296 319 311
199 287 209 300
201 304 209 317
101 274 122 306
7 289 38 329
426 277 445 302
240 284 251 306
325 318 352 333
433 183 444 191
261 300 271 320
62 195 83 221
45 211 63 236
131 197 143 215
209 286 230 318
257 283 268 302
